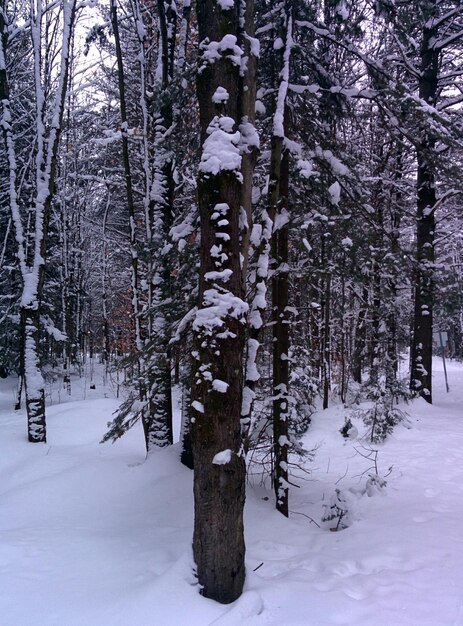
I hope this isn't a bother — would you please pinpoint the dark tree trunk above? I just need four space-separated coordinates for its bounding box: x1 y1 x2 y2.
310 283 322 380
102 195 111 366
370 265 382 385
23 307 46 442
352 288 368 384
339 273 347 403
15 316 25 411
180 335 194 469
192 176 247 602
386 146 403 389
180 364 194 470
191 0 254 604
410 3 438 403
322 271 331 410
272 145 290 518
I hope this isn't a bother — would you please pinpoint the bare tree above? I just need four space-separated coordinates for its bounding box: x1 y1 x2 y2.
1 0 77 441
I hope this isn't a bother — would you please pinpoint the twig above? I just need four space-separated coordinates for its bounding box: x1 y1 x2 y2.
335 464 349 485
290 510 321 528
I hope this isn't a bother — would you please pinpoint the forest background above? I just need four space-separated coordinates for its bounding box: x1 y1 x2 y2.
1 0 463 606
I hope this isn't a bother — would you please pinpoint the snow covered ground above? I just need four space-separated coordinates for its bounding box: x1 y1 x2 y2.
1 358 463 625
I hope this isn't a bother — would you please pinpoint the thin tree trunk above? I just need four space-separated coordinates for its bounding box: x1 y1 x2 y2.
110 0 148 441
352 288 368 384
322 272 331 410
241 1 289 456
339 273 347 403
272 142 290 518
386 145 403 388
102 193 111 365
180 360 194 469
143 0 177 448
23 306 47 442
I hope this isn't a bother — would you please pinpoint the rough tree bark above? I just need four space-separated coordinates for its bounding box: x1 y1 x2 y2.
410 1 438 403
272 139 290 518
191 0 256 604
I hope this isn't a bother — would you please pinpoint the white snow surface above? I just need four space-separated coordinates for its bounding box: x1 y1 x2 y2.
2 359 463 624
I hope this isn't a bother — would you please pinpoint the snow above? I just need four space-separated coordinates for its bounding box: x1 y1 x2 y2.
212 87 230 104
255 100 266 115
199 116 242 178
272 17 293 138
315 147 349 176
212 449 232 465
241 386 256 419
1 359 463 625
328 181 341 205
245 34 260 58
302 237 312 252
273 208 290 231
245 338 260 382
193 289 248 336
204 269 233 283
212 379 229 393
170 218 194 242
297 158 314 178
215 0 234 10
199 35 243 70
191 400 204 413
239 120 260 154
335 1 349 20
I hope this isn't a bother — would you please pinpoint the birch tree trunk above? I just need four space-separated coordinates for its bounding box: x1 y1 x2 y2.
1 0 77 441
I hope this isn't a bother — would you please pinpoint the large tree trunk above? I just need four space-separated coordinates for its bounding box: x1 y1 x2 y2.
191 0 255 604
410 3 438 403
